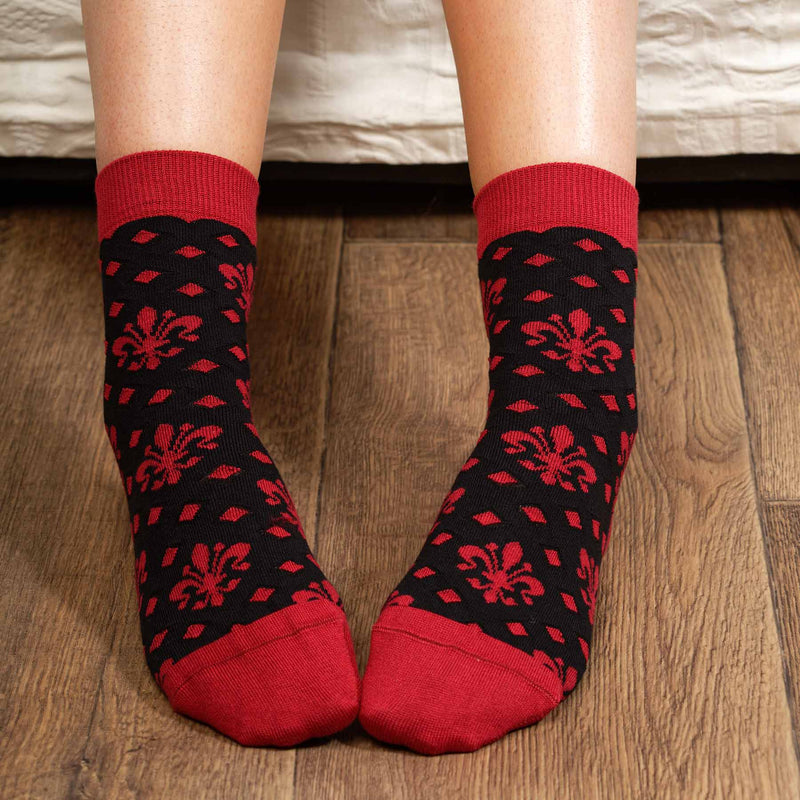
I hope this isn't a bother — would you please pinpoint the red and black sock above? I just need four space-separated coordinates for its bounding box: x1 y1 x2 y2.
97 149 359 746
359 161 639 754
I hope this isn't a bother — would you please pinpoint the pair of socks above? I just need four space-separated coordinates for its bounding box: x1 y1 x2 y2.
96 150 638 752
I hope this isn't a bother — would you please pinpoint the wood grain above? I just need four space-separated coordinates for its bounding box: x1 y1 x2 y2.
638 207 720 243
762 503 800 740
722 206 800 500
2 197 799 799
295 239 799 799
0 205 343 798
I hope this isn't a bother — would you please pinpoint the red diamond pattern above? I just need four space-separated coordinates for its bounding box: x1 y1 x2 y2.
473 511 501 525
134 270 160 283
525 290 553 303
208 465 240 480
544 549 561 566
189 359 219 373
506 399 538 413
488 471 517 485
184 624 205 639
220 506 248 521
132 229 157 244
195 395 226 408
437 589 461 603
178 504 200 522
148 389 172 405
524 253 554 266
521 506 546 524
565 510 582 528
177 283 205 296
514 364 544 377
175 245 205 258
562 593 578 612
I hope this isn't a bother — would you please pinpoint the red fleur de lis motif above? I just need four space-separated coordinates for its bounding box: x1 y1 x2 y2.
257 478 304 537
481 278 507 336
135 423 222 491
219 262 255 321
134 551 147 612
292 580 342 605
111 307 201 371
522 309 622 373
502 425 597 492
169 542 251 610
576 548 599 624
457 542 544 605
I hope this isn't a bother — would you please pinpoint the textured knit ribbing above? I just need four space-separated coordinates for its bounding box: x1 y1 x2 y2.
96 149 261 245
473 161 639 257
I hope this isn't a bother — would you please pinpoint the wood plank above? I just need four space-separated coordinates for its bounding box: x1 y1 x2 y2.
723 206 800 499
0 205 342 798
0 206 128 799
295 239 799 798
762 503 800 740
639 206 720 243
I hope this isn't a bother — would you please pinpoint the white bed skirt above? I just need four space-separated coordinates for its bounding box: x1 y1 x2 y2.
1 0 798 162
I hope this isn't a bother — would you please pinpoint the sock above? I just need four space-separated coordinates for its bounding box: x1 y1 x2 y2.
97 150 359 746
359 161 639 754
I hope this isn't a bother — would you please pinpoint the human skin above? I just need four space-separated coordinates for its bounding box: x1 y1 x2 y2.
81 0 286 177
440 0 639 192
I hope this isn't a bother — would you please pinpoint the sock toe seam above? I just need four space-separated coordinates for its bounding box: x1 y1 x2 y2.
168 611 345 702
371 623 562 705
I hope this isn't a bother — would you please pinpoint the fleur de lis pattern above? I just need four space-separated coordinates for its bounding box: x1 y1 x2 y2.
522 309 622 373
169 542 251 610
502 424 597 492
112 306 201 370
389 226 638 695
135 422 222 491
101 217 342 678
457 542 544 605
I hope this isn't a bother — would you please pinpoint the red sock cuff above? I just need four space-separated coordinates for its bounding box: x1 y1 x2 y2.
95 149 260 245
472 161 639 258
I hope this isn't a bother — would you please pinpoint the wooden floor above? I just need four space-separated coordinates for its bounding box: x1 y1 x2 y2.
2 181 800 799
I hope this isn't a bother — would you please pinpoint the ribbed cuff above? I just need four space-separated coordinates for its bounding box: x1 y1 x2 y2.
472 161 639 258
95 149 260 245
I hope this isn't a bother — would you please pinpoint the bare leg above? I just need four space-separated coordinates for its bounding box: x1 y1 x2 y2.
81 0 286 175
442 0 638 192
